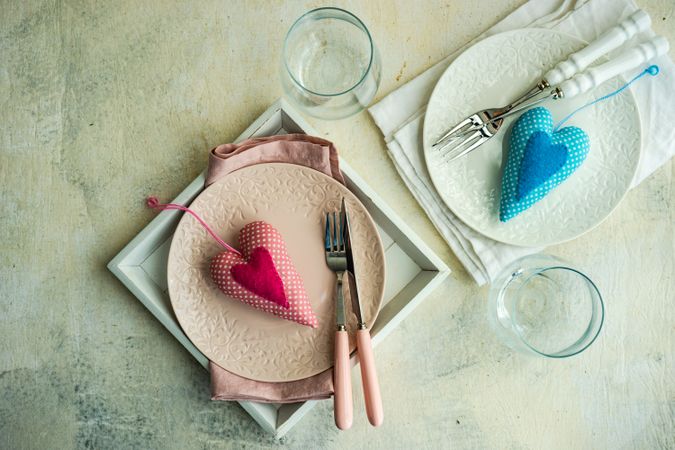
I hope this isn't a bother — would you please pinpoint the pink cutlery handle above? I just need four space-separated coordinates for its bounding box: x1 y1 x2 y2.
334 329 353 430
356 329 383 427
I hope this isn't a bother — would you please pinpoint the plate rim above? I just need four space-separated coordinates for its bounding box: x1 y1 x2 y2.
166 162 386 381
422 28 642 247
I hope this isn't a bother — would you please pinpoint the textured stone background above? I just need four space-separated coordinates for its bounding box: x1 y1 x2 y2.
1 0 673 449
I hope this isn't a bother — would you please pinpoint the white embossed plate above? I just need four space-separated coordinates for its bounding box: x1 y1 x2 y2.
423 29 641 247
167 163 385 382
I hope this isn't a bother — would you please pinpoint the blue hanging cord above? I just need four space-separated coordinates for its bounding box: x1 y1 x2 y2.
553 65 660 131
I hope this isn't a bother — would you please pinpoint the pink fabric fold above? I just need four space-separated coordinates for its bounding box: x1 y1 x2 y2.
206 134 345 187
210 362 334 403
206 133 344 403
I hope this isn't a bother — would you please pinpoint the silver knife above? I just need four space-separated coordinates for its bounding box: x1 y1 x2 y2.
341 198 384 427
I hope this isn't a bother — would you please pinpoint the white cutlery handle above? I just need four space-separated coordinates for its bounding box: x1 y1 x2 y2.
560 36 668 98
544 10 651 85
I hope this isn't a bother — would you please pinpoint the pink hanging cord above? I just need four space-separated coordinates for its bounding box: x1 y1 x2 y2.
146 196 242 256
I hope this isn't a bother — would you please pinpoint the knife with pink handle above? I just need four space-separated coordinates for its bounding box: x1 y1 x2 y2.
333 273 353 430
343 198 384 427
351 273 383 427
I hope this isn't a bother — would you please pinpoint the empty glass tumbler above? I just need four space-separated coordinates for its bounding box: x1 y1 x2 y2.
488 254 604 358
281 7 381 119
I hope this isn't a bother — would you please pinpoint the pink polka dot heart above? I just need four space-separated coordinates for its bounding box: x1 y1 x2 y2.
210 221 319 328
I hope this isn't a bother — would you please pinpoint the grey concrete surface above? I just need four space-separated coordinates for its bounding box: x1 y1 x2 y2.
1 0 673 449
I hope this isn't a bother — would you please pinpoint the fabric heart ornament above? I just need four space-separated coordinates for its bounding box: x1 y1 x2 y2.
146 197 318 328
210 221 319 328
499 107 590 222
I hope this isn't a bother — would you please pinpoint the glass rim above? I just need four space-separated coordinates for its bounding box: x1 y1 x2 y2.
282 6 375 97
510 265 605 358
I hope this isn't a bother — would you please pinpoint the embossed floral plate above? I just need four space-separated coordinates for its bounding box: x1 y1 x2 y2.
423 29 641 247
167 163 385 382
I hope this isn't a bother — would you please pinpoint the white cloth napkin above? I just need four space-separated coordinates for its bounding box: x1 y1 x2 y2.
368 0 675 285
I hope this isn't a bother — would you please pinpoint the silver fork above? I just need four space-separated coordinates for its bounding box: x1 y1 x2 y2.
432 107 509 162
431 88 558 162
324 210 353 430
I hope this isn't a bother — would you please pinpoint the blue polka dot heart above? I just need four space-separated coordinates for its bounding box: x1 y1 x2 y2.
499 107 590 222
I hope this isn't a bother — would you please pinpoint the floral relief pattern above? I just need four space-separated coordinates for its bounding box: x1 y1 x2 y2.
423 29 641 247
167 163 386 382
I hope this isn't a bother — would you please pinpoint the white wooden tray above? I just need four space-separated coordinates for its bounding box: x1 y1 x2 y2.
107 99 450 438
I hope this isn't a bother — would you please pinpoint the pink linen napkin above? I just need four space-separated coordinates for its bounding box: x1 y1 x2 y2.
206 134 345 186
206 134 342 403
209 362 334 403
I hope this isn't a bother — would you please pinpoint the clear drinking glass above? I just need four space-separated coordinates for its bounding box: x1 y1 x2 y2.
281 7 381 120
487 254 604 358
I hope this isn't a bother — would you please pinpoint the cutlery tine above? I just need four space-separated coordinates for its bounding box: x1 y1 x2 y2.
336 211 343 252
447 135 488 162
332 211 339 252
339 198 346 252
341 211 345 251
443 130 489 162
324 213 332 251
330 211 335 252
340 209 347 251
328 212 333 252
433 116 476 147
340 213 345 251
439 128 481 158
